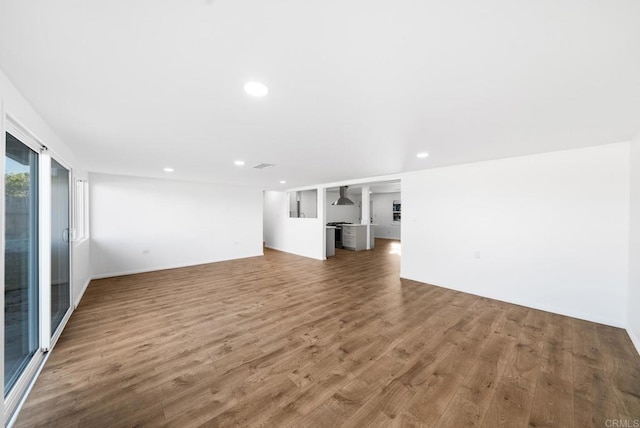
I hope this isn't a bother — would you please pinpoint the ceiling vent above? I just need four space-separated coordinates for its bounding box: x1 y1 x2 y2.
252 163 274 169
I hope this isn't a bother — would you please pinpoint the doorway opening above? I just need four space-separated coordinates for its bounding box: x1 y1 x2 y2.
324 179 401 258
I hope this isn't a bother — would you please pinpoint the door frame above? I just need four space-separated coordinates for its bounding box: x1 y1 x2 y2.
2 114 75 424
3 115 47 423
48 153 73 347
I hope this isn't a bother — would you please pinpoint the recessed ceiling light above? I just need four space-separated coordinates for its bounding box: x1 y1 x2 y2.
280 180 286 184
244 81 269 97
234 160 245 166
417 152 429 159
163 167 174 172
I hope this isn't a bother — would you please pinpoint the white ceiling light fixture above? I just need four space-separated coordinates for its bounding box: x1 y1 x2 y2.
280 180 286 184
244 81 269 97
234 160 245 166
163 167 174 172
417 152 429 159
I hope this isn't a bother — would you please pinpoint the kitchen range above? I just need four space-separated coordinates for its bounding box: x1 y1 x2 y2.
326 222 375 254
326 221 352 248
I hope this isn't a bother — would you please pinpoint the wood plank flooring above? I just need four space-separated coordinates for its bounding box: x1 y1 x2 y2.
15 239 640 427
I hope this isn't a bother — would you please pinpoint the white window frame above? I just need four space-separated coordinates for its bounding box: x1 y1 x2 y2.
73 177 88 243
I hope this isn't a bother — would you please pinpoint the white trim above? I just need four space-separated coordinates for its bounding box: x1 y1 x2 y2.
5 348 51 428
49 153 73 339
3 274 73 428
5 114 69 167
3 352 45 426
6 289 73 428
74 278 91 308
3 113 78 424
6 284 73 428
50 309 72 349
91 252 265 280
72 177 88 243
50 154 71 172
3 120 47 423
39 152 52 351
627 327 640 356
5 114 45 152
263 244 324 261
399 274 627 328
73 237 89 247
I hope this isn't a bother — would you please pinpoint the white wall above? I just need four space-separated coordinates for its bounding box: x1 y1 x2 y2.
326 191 361 223
264 190 325 260
402 143 630 327
1 67 91 422
629 133 640 352
371 192 401 239
73 240 91 306
90 173 263 278
0 70 92 305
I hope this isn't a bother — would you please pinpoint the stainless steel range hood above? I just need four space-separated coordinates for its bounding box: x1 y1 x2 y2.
332 186 354 206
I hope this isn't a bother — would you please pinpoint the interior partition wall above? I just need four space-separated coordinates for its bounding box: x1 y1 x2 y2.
2 116 73 424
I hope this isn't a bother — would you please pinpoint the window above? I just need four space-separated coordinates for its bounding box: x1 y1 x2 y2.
288 189 318 218
393 200 401 222
73 178 88 242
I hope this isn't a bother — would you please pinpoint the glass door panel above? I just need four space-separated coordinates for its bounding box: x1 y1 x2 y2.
50 158 70 335
4 132 39 395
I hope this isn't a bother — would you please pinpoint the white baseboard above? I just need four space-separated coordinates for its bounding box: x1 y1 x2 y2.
74 278 91 308
91 253 265 280
399 273 626 329
6 351 51 428
627 327 640 357
264 244 324 261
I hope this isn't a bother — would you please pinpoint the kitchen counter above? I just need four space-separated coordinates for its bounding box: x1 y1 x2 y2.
341 224 376 251
326 227 336 257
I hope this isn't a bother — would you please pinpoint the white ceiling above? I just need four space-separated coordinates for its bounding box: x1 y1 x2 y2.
1 1 639 189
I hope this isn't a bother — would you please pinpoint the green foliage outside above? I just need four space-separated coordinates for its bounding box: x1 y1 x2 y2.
5 173 29 197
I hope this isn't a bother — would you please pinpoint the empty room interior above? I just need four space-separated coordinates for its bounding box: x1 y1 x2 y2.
1 1 640 427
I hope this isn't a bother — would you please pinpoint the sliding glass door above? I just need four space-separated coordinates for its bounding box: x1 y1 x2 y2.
3 121 75 422
4 132 39 395
50 158 70 335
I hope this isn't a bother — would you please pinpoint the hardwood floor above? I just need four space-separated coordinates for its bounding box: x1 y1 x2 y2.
15 239 640 427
